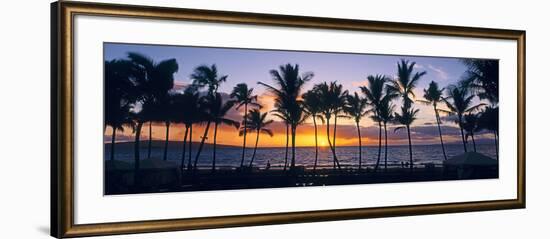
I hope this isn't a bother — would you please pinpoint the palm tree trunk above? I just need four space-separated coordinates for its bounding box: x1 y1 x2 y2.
406 125 413 170
374 121 382 172
163 121 170 161
187 125 193 170
435 106 447 160
313 117 319 171
180 126 189 170
110 126 117 161
493 130 499 160
133 122 144 186
212 123 218 172
283 124 289 171
249 129 260 167
384 122 388 171
458 115 467 152
355 121 362 170
326 117 341 170
471 132 477 152
291 125 297 168
240 103 248 167
147 121 152 159
193 121 211 171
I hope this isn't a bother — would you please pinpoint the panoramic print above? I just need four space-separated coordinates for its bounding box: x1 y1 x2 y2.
103 43 499 195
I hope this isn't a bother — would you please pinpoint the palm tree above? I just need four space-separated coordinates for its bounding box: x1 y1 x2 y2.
378 96 396 171
302 90 325 171
239 109 274 167
230 83 261 168
344 92 368 170
419 81 448 160
360 75 390 172
271 109 291 170
172 89 202 170
387 60 426 109
442 85 486 152
127 52 178 161
314 82 344 170
210 95 240 171
190 64 228 170
478 106 499 159
463 113 480 152
461 59 499 105
258 64 313 169
394 106 420 169
105 59 137 161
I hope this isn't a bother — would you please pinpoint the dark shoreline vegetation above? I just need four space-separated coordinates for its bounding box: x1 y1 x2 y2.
105 50 499 195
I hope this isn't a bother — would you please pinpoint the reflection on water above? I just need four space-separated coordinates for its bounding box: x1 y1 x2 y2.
105 143 497 168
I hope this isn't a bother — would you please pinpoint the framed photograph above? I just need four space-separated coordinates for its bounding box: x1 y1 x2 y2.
51 1 525 238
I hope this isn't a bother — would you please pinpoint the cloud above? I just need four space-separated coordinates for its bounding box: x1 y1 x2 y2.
427 64 449 80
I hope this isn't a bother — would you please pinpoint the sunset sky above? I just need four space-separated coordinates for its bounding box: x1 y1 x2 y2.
104 43 495 147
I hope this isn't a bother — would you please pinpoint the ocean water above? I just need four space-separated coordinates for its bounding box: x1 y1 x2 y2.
105 142 498 169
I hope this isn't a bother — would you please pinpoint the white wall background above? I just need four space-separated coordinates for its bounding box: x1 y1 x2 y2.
0 0 545 238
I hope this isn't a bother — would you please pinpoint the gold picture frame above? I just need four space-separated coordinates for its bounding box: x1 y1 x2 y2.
51 1 526 237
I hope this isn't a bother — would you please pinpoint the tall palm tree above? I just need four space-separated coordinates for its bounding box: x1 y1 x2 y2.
314 82 344 170
442 85 486 152
478 106 499 159
105 59 137 161
172 89 202 170
210 95 240 171
230 83 261 168
387 60 426 109
127 52 178 161
463 113 480 152
271 109 291 170
302 90 325 171
239 109 274 167
360 75 390 172
394 106 420 169
190 64 228 170
344 92 368 170
378 96 396 171
258 64 313 169
419 81 448 160
461 59 499 105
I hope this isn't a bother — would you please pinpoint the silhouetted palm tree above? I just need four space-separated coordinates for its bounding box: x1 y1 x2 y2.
419 81 448 160
314 82 344 170
302 90 325 171
127 53 178 185
239 109 274 167
258 64 313 169
344 92 368 170
461 59 499 105
394 106 420 169
387 60 426 109
360 75 390 172
105 59 138 161
378 96 396 171
190 64 228 170
230 83 261 168
478 106 499 159
210 95 239 171
172 89 203 170
272 109 291 170
463 113 481 152
443 85 486 152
